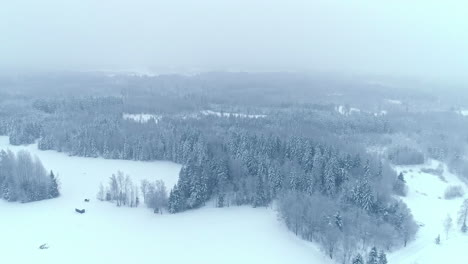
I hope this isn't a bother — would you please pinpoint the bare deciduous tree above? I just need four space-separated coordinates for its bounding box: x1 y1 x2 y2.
444 214 453 240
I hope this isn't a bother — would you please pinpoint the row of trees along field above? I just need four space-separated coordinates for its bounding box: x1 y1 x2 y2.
0 96 417 263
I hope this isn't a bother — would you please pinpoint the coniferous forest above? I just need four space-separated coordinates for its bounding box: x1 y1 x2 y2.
1 72 468 262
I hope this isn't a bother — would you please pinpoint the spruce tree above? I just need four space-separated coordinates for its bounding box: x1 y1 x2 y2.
398 172 405 183
378 250 388 264
334 211 343 231
367 246 378 264
352 253 364 264
323 155 338 197
49 171 60 198
168 185 183 213
2 182 10 201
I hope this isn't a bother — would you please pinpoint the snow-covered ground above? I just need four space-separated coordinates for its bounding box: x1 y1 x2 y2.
200 110 267 118
335 105 361 116
389 160 468 264
122 113 161 123
386 99 402 105
0 136 330 264
458 109 468 116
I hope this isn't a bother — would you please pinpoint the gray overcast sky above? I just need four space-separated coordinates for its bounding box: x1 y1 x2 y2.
1 0 467 82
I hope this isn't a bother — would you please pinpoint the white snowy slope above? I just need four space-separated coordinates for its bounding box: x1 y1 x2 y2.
200 110 267 118
122 113 161 123
389 160 468 264
0 136 331 264
458 109 468 117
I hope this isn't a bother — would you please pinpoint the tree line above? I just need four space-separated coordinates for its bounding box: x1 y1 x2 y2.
0 96 417 264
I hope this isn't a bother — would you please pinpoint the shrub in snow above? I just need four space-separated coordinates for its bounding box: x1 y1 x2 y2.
38 244 49 250
444 185 464 200
420 166 444 177
458 199 468 232
393 172 408 196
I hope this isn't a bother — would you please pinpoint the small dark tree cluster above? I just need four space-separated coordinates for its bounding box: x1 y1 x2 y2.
351 247 387 264
392 172 408 196
444 185 464 200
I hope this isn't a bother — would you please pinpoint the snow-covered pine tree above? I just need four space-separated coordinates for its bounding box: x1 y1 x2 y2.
350 177 374 211
2 181 10 201
367 246 378 264
397 172 405 183
168 184 183 213
323 154 338 197
301 144 314 172
353 154 361 168
458 199 468 233
334 211 343 231
378 250 387 264
49 171 60 198
312 147 324 190
352 253 364 264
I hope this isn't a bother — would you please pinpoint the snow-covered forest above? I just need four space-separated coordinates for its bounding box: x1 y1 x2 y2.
1 72 468 263
2 1 467 262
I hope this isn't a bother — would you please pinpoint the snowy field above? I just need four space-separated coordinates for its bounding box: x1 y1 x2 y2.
200 110 267 118
389 160 468 264
386 99 402 105
458 109 468 116
2 134 466 264
122 113 161 123
0 136 330 264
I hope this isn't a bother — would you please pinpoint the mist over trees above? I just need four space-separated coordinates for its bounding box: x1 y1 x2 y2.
0 150 59 202
3 94 415 261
